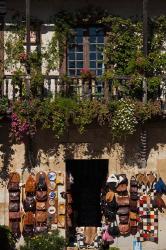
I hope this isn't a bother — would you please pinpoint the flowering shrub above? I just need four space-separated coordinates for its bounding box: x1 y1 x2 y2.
19 52 28 63
80 67 94 78
10 113 30 143
111 99 138 139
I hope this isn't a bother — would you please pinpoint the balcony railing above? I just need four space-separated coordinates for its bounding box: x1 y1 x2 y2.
1 74 166 102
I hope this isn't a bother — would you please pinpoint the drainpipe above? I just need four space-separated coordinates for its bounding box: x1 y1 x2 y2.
140 0 148 168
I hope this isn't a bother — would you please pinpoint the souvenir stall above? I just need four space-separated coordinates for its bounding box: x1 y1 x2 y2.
7 171 65 238
7 170 166 249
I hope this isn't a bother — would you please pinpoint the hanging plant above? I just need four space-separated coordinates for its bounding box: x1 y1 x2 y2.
111 99 138 139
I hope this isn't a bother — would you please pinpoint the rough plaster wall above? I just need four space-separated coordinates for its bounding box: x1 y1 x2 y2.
1 122 166 248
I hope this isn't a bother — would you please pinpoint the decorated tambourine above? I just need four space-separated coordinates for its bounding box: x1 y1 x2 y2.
48 172 57 181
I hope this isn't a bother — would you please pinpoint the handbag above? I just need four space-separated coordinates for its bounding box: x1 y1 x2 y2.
56 172 64 185
130 211 137 220
9 212 20 220
22 224 34 237
130 226 137 235
130 192 139 200
23 196 36 212
116 195 129 206
9 192 20 202
130 199 138 212
117 206 129 215
35 226 48 234
116 183 127 193
25 175 36 193
119 214 129 224
10 221 21 238
58 203 65 214
119 223 130 235
36 211 47 223
102 230 114 243
36 172 47 191
106 191 115 202
8 182 20 192
36 202 47 211
130 186 138 192
130 176 138 187
36 191 47 201
108 221 120 237
23 212 35 225
9 202 20 212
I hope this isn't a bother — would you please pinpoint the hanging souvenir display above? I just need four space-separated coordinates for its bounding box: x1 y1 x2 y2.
8 172 21 238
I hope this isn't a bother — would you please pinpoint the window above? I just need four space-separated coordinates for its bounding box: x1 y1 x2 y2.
67 27 104 76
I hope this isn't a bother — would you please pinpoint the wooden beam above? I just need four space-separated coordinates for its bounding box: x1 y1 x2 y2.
142 0 148 104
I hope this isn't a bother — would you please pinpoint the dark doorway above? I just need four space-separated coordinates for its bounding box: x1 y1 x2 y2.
66 159 108 227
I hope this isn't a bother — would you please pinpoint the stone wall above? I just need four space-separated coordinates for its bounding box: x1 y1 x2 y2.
1 120 166 249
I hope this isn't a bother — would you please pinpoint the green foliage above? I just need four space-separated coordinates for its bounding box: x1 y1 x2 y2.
0 225 16 250
0 97 9 114
20 230 65 250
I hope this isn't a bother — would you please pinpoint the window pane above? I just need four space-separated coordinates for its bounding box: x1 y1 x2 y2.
77 69 81 75
97 63 103 68
90 61 96 68
76 36 83 44
76 28 83 36
76 53 83 60
90 53 96 60
69 61 75 68
97 36 104 43
69 69 75 76
90 44 96 51
89 27 96 36
97 69 102 75
96 28 104 36
68 53 75 60
77 61 83 68
90 37 96 43
97 53 103 60
77 45 83 52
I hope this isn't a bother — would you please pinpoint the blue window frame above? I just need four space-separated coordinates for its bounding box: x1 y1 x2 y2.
67 27 104 76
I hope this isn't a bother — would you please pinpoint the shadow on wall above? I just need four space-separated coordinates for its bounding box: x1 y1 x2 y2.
0 118 14 183
1 120 166 182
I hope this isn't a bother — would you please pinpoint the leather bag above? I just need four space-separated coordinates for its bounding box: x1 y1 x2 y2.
9 202 20 212
130 176 138 187
10 221 21 238
119 214 129 224
130 186 138 192
8 182 20 192
130 226 137 235
116 183 127 193
130 199 138 212
116 195 129 206
36 202 46 211
22 224 34 237
36 172 47 191
117 206 129 215
9 192 20 202
25 175 36 193
23 196 36 212
130 192 139 200
119 223 130 235
106 191 115 202
36 191 47 201
36 211 47 223
23 212 35 225
9 212 20 220
130 220 137 227
130 211 137 220
108 221 120 237
35 226 48 234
